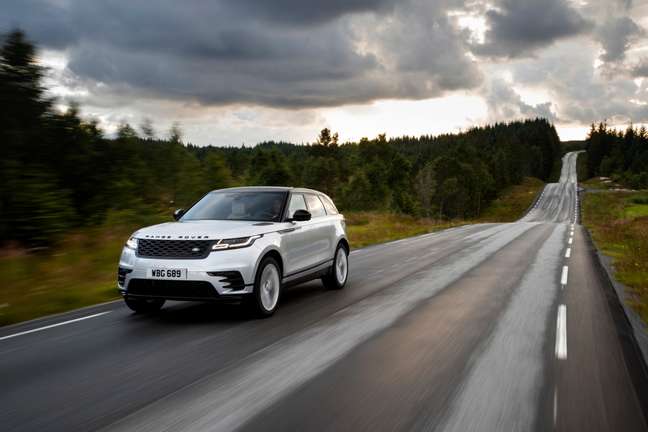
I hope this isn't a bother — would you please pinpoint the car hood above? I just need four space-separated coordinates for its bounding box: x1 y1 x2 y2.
134 220 284 240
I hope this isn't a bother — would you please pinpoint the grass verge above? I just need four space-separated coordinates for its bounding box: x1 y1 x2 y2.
478 177 545 223
582 191 648 324
345 213 463 249
0 177 545 326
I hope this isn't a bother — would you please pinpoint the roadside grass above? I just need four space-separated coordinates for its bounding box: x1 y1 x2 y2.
582 191 648 324
346 176 545 248
345 213 463 249
0 225 135 326
581 176 628 190
478 177 545 223
0 177 545 326
581 177 609 189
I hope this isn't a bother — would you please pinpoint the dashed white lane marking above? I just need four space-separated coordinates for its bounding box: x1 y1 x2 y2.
561 266 569 286
568 237 573 245
565 248 571 258
0 311 111 341
438 224 566 432
555 305 568 359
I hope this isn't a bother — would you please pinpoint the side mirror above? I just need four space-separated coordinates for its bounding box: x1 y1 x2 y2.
290 209 311 222
173 208 185 221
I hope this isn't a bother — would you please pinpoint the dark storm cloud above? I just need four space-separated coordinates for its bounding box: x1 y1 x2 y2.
595 16 643 63
0 0 481 108
1 0 75 49
230 0 399 25
472 0 591 58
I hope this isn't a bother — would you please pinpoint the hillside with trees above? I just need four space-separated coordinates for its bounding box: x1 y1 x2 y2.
584 123 648 188
1 30 561 247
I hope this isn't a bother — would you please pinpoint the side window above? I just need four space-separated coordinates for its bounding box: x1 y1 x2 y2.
287 193 307 218
305 194 326 218
320 195 338 215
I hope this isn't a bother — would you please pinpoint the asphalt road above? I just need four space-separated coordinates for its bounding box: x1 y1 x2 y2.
1 152 646 431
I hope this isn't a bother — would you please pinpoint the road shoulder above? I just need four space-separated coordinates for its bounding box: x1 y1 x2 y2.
582 226 648 418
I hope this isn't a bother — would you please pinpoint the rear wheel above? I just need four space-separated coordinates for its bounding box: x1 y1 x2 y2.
322 243 348 290
249 257 282 317
124 296 165 313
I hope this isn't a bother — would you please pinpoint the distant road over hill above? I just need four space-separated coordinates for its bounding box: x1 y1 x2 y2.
1 152 645 432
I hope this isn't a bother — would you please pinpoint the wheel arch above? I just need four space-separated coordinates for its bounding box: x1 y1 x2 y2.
255 248 284 280
338 237 350 255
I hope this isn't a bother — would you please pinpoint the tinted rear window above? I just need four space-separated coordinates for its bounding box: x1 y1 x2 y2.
305 194 326 218
320 195 338 215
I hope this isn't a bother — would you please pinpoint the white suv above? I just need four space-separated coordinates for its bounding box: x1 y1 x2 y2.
117 187 349 317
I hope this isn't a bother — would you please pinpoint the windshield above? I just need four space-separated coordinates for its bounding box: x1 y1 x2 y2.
181 191 287 222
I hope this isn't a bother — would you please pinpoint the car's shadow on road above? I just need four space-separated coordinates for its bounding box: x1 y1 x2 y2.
128 280 327 326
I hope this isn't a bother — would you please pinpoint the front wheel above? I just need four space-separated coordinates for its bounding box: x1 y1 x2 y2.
249 257 282 317
322 244 348 290
124 296 165 313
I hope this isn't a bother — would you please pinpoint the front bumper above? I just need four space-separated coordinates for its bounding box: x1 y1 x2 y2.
117 245 258 300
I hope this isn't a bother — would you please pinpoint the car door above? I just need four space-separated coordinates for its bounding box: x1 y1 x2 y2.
280 193 319 276
303 193 334 266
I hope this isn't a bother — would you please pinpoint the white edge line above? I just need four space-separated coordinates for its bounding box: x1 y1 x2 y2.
555 305 567 359
0 311 111 341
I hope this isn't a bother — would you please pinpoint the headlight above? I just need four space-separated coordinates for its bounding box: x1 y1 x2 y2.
212 235 261 251
125 236 138 250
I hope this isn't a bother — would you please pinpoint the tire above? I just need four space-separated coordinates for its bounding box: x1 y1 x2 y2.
249 257 282 318
124 296 165 313
322 243 349 290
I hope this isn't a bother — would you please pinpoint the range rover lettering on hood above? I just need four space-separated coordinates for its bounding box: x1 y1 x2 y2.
143 235 212 239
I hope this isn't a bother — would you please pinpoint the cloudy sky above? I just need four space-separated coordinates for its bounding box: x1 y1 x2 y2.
3 0 648 145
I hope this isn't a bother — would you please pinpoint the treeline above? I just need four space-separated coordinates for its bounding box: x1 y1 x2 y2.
585 123 648 188
200 119 560 219
0 30 561 246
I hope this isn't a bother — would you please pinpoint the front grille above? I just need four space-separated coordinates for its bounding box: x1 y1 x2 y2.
127 279 219 299
137 239 214 259
208 271 245 290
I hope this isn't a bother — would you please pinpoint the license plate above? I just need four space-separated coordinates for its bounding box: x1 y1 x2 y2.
148 268 187 279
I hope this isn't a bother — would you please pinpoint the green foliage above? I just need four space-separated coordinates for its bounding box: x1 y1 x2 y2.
582 191 648 324
2 162 74 244
202 152 233 190
414 161 437 217
478 177 544 223
585 123 648 188
251 149 294 186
